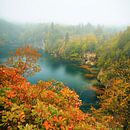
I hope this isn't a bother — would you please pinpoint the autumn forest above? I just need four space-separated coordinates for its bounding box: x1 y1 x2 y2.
0 0 130 130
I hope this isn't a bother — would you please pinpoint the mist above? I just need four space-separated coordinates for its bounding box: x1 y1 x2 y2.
0 0 130 26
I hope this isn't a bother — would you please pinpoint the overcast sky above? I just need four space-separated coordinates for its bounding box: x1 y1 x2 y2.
0 0 130 25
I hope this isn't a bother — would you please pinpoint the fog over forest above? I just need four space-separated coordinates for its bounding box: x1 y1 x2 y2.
0 0 130 26
0 0 130 130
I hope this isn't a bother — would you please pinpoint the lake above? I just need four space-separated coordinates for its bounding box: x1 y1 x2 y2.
0 45 99 111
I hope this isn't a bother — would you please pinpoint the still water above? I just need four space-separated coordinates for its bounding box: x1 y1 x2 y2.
0 46 98 111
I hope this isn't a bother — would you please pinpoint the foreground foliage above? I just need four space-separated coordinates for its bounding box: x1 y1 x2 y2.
0 66 111 130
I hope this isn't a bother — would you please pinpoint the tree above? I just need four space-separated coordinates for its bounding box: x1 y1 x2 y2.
92 79 130 129
65 32 69 44
6 45 41 76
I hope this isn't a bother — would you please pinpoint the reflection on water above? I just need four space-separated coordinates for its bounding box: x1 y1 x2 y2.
0 47 98 111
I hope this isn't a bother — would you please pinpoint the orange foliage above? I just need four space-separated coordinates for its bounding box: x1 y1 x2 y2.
6 45 41 76
0 66 112 129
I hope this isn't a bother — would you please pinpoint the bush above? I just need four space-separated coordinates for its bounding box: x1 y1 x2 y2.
0 66 108 129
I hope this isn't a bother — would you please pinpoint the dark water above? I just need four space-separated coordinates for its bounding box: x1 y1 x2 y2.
0 46 98 111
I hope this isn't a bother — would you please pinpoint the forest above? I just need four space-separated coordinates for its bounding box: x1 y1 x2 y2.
0 18 130 130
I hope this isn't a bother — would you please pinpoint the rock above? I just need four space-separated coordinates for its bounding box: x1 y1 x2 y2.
82 52 97 66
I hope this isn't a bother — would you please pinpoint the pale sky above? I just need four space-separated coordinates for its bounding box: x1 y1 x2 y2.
0 0 130 25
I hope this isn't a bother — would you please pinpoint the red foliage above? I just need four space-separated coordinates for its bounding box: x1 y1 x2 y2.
6 45 41 76
0 66 109 129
